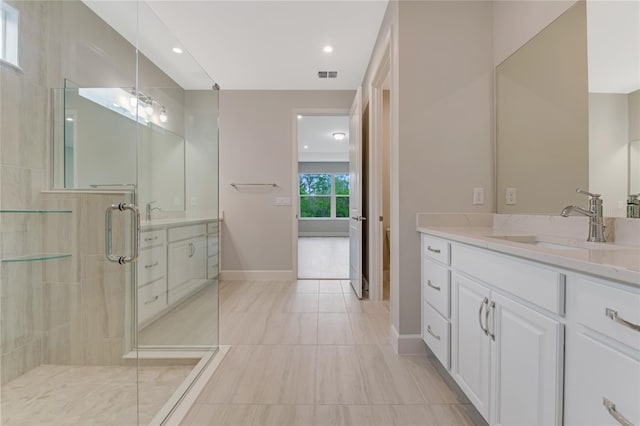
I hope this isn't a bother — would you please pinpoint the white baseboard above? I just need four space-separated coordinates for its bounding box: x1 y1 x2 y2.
298 232 349 237
220 270 295 281
390 324 427 355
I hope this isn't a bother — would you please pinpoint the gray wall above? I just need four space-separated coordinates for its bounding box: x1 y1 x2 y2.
219 90 354 274
298 162 349 236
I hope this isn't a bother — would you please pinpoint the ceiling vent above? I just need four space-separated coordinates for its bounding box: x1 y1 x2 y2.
318 71 338 79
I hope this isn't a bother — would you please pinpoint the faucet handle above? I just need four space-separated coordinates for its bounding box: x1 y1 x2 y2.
576 188 601 199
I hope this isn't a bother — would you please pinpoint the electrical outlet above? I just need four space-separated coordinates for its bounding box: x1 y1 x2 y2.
275 197 291 206
473 187 484 205
506 187 517 205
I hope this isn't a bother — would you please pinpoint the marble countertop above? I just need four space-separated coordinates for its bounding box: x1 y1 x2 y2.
416 214 640 287
141 216 219 230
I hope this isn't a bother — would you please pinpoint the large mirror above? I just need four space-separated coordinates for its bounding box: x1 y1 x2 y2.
496 0 640 217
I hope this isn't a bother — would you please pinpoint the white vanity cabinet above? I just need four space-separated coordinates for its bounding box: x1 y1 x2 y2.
167 224 208 304
137 229 168 326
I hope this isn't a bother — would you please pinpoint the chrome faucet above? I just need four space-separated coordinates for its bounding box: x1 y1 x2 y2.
145 201 161 221
560 188 606 242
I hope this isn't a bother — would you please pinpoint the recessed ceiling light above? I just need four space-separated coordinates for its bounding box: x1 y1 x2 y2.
303 145 309 149
323 45 334 53
172 47 183 54
332 132 346 141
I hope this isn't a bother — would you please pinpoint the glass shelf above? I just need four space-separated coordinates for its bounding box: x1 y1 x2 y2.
1 253 72 263
0 209 72 214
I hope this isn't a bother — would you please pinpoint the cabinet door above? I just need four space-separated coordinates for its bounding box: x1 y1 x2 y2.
168 240 189 290
452 273 491 420
490 292 563 426
187 236 207 283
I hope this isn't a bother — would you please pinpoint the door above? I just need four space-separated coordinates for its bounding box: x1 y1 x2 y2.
451 273 491 420
490 292 563 426
349 87 364 298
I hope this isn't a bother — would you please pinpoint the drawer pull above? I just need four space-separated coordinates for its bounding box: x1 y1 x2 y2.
427 325 441 340
144 236 159 242
144 261 159 269
603 397 634 426
487 301 496 341
426 280 441 291
427 246 441 254
144 295 159 305
606 308 640 333
478 297 489 335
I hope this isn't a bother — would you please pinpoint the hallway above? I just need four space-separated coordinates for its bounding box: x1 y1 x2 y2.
182 280 482 425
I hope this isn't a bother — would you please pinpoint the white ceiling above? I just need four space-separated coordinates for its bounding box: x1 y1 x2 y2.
143 0 389 90
587 0 640 94
298 115 349 162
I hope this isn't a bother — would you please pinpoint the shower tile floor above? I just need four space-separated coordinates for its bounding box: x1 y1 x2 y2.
1 364 193 425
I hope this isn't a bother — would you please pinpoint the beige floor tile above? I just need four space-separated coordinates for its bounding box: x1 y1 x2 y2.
424 404 478 425
182 403 257 426
282 293 319 313
317 313 354 345
198 346 255 404
372 405 431 425
262 313 318 345
289 280 320 293
356 345 425 405
340 280 353 293
315 346 369 405
400 356 462 404
342 292 363 313
318 280 344 293
319 405 377 426
318 293 347 313
348 313 384 344
219 312 270 344
253 345 316 404
298 237 349 279
252 405 316 426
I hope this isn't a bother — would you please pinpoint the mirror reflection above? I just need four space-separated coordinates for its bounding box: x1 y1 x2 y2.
496 0 640 217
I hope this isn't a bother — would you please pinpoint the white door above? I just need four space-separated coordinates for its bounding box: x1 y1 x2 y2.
490 292 563 426
451 273 491 420
349 88 364 298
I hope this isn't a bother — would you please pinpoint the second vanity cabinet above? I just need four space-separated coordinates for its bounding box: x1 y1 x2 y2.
167 224 208 304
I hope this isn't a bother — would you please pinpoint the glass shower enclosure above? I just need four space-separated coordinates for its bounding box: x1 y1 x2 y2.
0 1 219 424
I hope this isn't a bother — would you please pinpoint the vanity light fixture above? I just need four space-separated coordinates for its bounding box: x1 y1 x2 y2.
323 45 334 53
172 47 183 54
159 107 168 123
332 132 346 141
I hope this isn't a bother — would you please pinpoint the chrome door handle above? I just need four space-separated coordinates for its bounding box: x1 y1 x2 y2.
603 398 634 426
351 216 367 221
427 246 441 254
478 297 489 335
427 325 441 340
426 280 441 291
487 301 496 340
105 202 140 265
606 308 640 332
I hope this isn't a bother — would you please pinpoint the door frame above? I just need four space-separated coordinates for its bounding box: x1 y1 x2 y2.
367 37 391 302
291 108 350 280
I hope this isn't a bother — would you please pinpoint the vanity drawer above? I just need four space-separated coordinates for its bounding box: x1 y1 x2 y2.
207 221 218 235
565 332 640 426
422 235 450 265
452 244 565 315
423 301 450 369
137 245 167 285
168 224 206 243
574 276 640 350
422 258 450 319
138 278 167 325
140 230 165 249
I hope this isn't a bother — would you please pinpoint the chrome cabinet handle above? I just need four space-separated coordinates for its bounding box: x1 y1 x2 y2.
188 242 195 258
478 297 489 335
144 295 159 305
427 325 441 340
606 308 640 333
427 246 441 254
144 261 158 269
144 236 158 243
105 202 140 265
487 301 496 340
426 280 441 291
603 398 634 426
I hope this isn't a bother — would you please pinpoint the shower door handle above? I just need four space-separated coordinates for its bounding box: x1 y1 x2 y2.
105 202 140 265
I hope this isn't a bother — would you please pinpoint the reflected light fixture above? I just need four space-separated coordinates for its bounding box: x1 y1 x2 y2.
323 45 334 53
297 114 303 120
172 47 183 54
159 107 168 123
303 145 309 149
65 117 73 122
332 132 346 141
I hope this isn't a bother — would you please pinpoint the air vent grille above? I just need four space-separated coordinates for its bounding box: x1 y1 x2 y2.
318 71 338 79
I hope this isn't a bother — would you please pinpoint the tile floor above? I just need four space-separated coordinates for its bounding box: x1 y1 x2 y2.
183 280 484 426
298 238 349 279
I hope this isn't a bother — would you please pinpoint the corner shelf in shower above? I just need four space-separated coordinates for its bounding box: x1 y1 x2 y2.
0 209 73 262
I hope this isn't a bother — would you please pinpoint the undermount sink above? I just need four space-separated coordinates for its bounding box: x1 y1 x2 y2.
490 235 581 250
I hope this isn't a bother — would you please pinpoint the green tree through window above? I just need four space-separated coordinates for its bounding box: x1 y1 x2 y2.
299 173 349 218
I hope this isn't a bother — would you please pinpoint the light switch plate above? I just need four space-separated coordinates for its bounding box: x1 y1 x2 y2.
506 187 517 205
473 187 484 205
276 197 291 206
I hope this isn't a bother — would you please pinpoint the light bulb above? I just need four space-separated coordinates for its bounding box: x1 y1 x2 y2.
145 105 154 115
159 108 168 123
332 132 346 141
323 45 334 53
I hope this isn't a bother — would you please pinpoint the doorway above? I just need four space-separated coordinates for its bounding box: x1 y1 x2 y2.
296 114 350 280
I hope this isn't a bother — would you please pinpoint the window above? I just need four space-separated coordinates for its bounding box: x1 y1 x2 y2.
0 1 19 68
299 173 350 219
